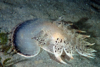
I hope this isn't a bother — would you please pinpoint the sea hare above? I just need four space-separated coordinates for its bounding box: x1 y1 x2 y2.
11 18 96 64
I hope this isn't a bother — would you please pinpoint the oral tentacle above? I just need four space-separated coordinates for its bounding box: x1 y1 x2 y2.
64 48 73 59
75 36 96 58
63 40 74 59
53 45 67 64
54 53 67 65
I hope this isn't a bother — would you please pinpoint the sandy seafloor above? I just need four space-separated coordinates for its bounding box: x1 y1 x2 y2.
0 0 100 67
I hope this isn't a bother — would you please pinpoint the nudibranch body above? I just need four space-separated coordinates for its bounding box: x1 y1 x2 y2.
12 18 96 65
